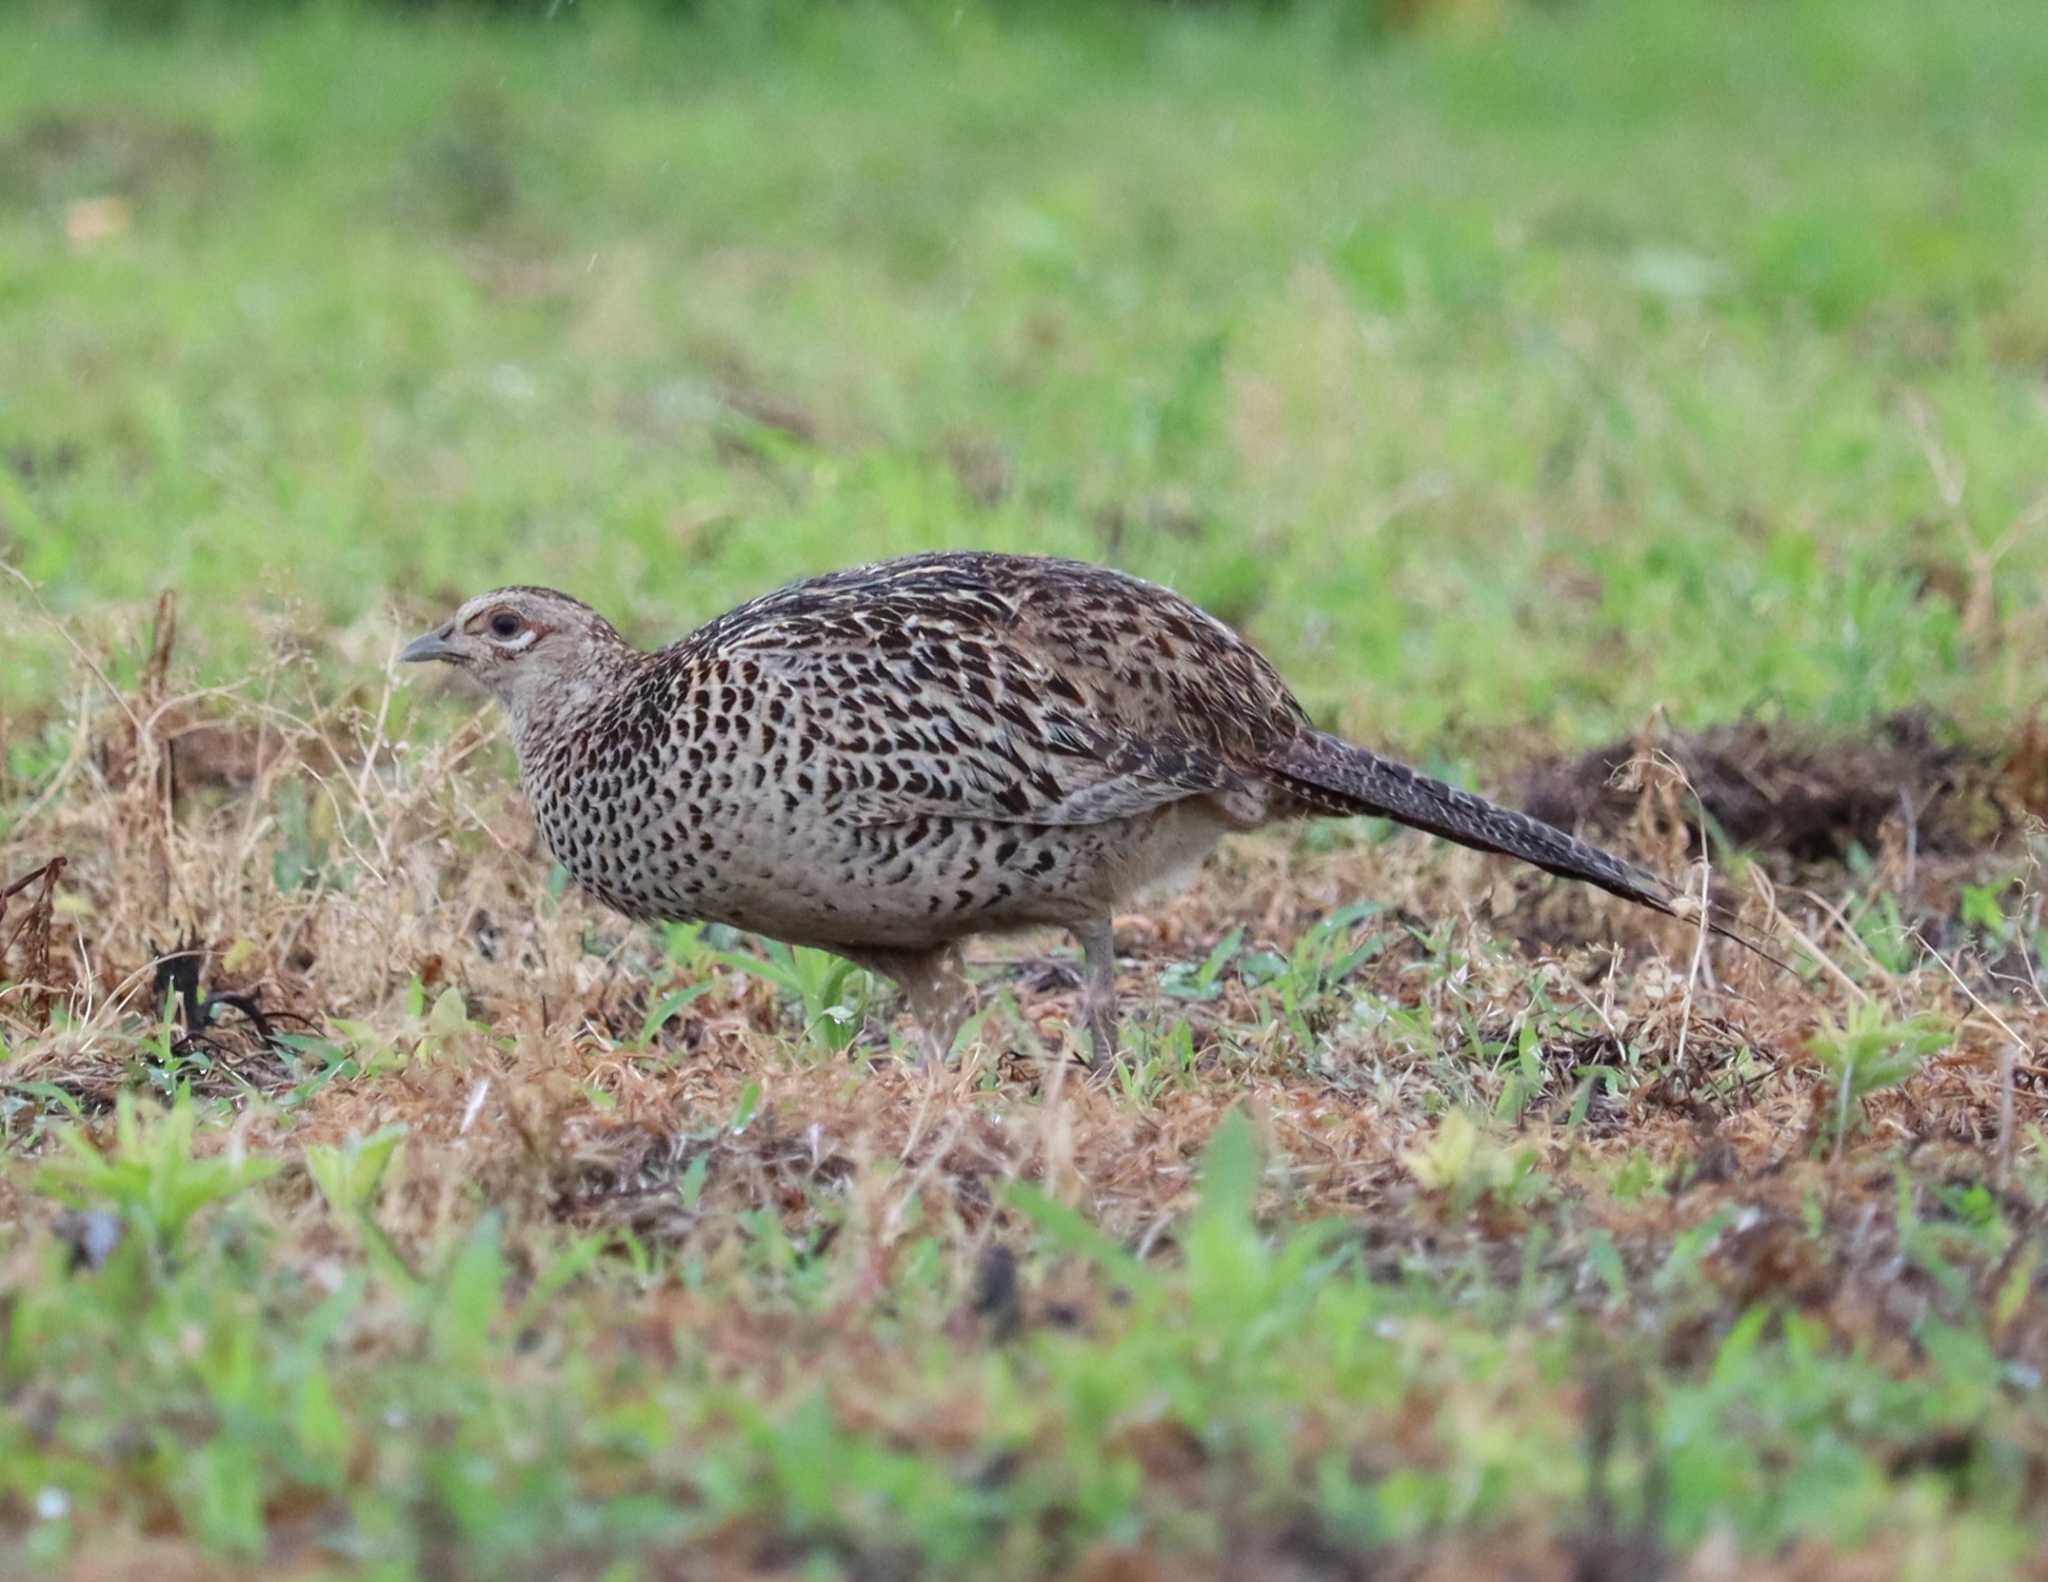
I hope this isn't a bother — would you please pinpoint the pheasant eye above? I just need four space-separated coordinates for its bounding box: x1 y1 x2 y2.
489 612 523 640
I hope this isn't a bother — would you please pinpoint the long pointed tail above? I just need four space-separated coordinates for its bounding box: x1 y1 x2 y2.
1266 732 1787 969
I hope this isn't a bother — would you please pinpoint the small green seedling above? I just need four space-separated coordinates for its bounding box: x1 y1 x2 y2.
32 1090 278 1261
1159 928 1243 1002
1807 1003 1950 1152
717 940 872 1054
305 1125 419 1295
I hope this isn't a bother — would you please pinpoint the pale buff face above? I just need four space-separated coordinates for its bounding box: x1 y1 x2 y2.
399 586 625 728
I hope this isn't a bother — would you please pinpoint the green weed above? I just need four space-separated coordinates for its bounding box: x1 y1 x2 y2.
30 1089 278 1261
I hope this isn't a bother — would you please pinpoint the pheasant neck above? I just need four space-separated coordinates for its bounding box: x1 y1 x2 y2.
505 644 646 765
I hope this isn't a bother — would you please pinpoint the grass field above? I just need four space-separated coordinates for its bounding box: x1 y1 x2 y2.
3 0 2048 1576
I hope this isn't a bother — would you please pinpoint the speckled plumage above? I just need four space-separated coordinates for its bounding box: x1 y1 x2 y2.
403 551 1704 1067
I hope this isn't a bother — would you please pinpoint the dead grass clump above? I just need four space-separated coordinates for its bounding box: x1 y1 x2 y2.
1521 708 2023 871
0 855 65 1025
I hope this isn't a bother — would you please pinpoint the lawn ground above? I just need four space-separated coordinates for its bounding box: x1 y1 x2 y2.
3 1 2048 1577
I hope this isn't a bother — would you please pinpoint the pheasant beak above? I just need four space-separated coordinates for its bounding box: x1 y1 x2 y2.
399 624 464 665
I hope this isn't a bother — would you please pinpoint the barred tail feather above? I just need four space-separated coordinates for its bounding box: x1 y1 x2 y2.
1270 732 1788 969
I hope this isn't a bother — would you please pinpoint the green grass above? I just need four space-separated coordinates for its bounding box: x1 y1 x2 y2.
5 0 2046 747
8 1088 2043 1578
5 1 2048 1577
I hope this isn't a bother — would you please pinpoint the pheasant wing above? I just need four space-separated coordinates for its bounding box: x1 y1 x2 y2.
743 636 1253 829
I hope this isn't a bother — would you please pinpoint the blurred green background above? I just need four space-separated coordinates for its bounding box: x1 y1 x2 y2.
3 0 2044 754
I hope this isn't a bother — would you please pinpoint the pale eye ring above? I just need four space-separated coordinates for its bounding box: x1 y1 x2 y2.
488 611 523 640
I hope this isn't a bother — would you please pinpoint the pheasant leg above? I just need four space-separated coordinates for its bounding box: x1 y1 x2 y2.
1075 916 1120 1073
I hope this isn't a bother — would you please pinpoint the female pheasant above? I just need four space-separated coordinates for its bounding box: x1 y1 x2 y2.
402 552 1718 1068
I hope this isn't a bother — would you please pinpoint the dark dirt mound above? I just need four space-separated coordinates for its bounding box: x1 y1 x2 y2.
1519 710 2036 869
